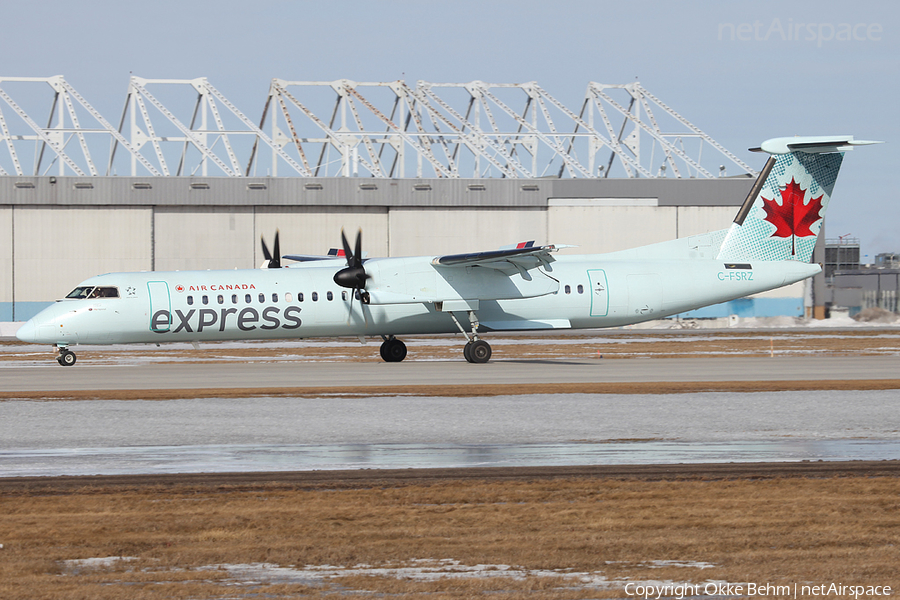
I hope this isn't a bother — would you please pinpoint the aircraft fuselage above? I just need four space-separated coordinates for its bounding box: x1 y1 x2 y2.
17 254 818 347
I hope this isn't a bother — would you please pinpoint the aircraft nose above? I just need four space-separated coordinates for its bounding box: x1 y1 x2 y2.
16 320 36 343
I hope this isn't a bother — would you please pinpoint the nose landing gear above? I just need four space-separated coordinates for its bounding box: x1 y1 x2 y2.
57 347 77 366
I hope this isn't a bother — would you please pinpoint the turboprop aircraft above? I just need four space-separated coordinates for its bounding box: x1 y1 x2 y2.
16 135 880 366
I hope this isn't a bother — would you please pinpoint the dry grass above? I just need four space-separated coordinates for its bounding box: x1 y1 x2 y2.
1 474 898 599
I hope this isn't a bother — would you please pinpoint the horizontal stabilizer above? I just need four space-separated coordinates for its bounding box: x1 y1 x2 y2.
751 135 883 155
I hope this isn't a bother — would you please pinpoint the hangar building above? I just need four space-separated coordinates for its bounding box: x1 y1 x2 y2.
0 77 817 321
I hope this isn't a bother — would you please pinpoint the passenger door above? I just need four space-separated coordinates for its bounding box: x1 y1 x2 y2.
147 281 172 332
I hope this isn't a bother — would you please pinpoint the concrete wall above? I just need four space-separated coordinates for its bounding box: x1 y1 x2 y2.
388 207 546 256
255 206 390 261
154 207 256 271
12 206 151 319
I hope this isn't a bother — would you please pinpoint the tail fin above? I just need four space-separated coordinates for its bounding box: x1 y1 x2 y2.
716 136 880 262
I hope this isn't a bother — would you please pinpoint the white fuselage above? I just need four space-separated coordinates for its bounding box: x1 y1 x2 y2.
17 253 819 347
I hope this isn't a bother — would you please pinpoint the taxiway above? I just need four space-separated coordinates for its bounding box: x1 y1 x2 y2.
4 355 900 393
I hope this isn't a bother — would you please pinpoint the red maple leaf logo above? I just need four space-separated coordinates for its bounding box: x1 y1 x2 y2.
760 178 824 255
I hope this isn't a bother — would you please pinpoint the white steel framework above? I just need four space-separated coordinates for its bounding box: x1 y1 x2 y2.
0 76 756 179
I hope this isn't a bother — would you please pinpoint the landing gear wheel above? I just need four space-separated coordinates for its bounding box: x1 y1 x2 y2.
380 338 407 362
463 342 474 363
57 350 76 367
468 340 492 364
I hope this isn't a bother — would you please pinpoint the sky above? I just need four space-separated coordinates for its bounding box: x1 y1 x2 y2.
1 0 898 255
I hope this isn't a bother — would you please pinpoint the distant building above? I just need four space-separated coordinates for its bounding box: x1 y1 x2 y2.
875 253 900 269
824 238 860 280
827 260 900 316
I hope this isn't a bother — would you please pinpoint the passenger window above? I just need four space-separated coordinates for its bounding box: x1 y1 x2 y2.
187 296 194 306
342 291 347 301
217 295 224 304
232 294 238 304
564 285 571 295
577 284 584 294
272 293 278 303
245 294 252 304
298 292 304 302
285 292 293 303
202 295 209 305
258 293 265 303
326 291 333 301
312 292 318 302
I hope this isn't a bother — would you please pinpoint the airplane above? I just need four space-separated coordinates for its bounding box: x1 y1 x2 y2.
16 135 880 366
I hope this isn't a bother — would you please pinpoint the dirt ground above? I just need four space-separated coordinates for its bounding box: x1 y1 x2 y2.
1 462 898 600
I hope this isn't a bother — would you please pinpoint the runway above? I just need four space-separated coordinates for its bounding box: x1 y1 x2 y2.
3 335 899 478
4 355 900 393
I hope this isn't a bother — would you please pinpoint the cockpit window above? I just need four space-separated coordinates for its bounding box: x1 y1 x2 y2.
66 286 95 299
65 286 119 299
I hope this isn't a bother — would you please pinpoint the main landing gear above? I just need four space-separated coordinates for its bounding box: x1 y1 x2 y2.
449 310 492 364
379 336 407 362
463 339 492 363
57 346 76 366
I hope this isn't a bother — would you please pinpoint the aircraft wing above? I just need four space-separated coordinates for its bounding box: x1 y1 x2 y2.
284 248 370 263
432 243 570 272
282 254 341 263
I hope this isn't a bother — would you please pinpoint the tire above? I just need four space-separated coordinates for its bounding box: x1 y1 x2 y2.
463 342 474 363
383 339 407 362
469 340 491 364
58 351 77 367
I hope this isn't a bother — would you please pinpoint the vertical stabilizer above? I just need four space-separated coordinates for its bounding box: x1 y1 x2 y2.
716 136 879 263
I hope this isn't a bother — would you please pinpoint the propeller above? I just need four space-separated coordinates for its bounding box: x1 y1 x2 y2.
261 230 281 269
334 229 371 309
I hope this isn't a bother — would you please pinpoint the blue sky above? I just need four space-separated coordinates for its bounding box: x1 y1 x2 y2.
2 0 897 255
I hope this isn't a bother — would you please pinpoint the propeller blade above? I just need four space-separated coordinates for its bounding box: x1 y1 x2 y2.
260 230 281 268
340 229 354 265
354 230 363 268
272 230 281 268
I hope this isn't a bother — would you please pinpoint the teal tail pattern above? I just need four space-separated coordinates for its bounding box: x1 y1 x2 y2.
717 149 843 263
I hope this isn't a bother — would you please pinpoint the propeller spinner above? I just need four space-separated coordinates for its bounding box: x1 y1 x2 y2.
333 229 370 303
